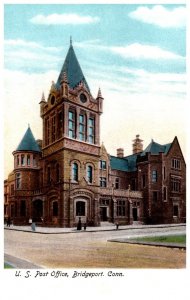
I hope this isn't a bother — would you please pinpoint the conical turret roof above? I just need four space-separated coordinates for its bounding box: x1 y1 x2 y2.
16 126 41 152
56 42 90 93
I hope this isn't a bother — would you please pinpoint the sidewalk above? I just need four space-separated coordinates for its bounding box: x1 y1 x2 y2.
4 223 186 234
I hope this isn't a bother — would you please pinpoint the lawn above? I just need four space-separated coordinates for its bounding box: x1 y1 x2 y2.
4 263 14 269
135 235 186 244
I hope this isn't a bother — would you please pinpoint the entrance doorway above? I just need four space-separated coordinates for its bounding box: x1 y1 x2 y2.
100 207 107 221
132 207 138 221
32 199 43 222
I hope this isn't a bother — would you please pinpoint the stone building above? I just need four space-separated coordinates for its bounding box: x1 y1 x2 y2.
4 41 186 227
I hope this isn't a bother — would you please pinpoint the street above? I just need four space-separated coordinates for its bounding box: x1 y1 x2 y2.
4 225 186 268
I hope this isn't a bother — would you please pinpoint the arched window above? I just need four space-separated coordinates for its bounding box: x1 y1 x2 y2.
72 163 78 181
21 154 25 166
27 154 30 166
87 165 93 183
53 201 58 217
76 201 85 216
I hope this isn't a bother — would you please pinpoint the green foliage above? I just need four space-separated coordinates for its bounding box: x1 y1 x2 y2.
136 235 186 244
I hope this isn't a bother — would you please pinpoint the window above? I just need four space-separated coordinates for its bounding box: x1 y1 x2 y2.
57 111 63 139
21 154 25 166
68 110 76 139
117 200 126 216
100 160 106 170
100 177 107 187
72 163 78 182
16 173 21 189
33 155 37 167
88 117 95 144
20 200 26 217
79 114 86 141
27 154 30 166
53 202 58 217
115 178 119 189
173 205 179 217
51 115 56 142
152 170 157 183
87 165 93 183
45 117 50 145
163 187 167 201
152 191 158 202
11 184 14 196
76 201 85 216
142 174 146 188
17 155 20 166
131 178 136 190
171 177 181 192
172 159 181 170
163 166 166 180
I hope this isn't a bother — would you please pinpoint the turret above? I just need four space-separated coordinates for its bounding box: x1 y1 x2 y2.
132 134 143 154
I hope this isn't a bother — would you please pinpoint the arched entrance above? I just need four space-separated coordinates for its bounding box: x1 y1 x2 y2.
32 199 43 222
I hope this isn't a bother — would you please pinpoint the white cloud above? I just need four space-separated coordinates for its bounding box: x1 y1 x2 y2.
5 39 62 52
30 13 99 25
111 43 183 60
129 5 186 28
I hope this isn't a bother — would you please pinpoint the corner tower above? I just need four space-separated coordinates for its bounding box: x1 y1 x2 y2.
39 40 104 227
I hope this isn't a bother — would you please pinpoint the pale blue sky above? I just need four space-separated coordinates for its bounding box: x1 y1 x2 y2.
4 4 186 177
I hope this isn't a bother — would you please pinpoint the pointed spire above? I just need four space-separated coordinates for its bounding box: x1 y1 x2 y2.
70 36 72 46
15 127 41 152
56 42 90 93
97 87 103 99
41 92 46 102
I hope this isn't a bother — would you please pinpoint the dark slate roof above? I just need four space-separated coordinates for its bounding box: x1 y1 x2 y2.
141 140 172 156
16 127 41 152
56 44 90 93
110 156 129 172
110 154 137 172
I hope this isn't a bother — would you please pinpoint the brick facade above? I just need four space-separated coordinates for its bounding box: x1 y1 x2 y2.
4 43 186 227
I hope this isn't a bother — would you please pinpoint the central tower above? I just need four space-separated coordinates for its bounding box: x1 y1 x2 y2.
39 41 103 227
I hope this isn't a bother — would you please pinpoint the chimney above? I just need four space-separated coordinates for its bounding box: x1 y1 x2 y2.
132 135 143 154
117 148 124 158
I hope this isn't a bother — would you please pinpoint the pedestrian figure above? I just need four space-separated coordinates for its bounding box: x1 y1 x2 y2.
7 216 11 227
31 222 36 231
83 223 87 231
116 222 119 230
77 217 82 230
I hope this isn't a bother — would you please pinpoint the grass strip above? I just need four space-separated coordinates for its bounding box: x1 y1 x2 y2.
134 235 186 244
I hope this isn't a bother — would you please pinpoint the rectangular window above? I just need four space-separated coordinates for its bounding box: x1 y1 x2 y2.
172 159 181 170
100 160 106 169
16 173 21 189
100 177 107 188
20 200 26 217
45 117 50 145
57 110 63 139
51 115 56 142
68 110 76 139
47 167 51 183
163 186 167 201
163 166 166 180
88 117 95 144
173 205 179 217
152 170 157 183
171 177 181 192
11 184 14 196
79 114 86 141
142 174 146 188
152 191 158 202
115 178 119 189
27 155 30 166
117 200 126 216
